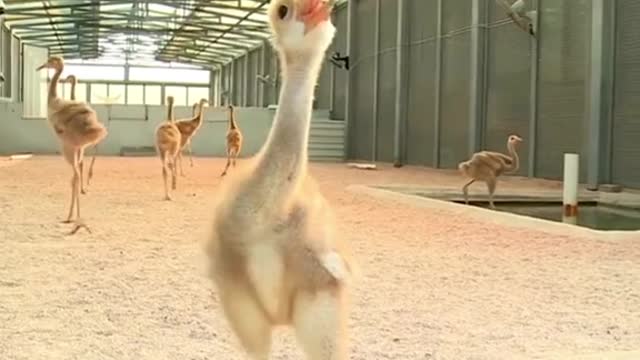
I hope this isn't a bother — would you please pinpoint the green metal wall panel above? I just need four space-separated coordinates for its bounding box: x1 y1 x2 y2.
233 58 243 106
406 0 438 166
483 0 533 176
262 44 278 106
535 0 591 181
612 0 640 188
439 0 471 168
246 49 259 107
331 6 348 120
316 58 331 109
349 0 376 160
375 0 398 162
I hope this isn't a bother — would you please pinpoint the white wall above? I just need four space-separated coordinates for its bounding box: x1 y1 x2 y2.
0 102 343 160
0 103 269 156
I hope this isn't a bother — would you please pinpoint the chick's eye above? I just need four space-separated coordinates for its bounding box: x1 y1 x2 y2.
278 5 288 19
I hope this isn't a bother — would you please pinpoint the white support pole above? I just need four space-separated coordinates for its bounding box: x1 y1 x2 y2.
563 153 580 217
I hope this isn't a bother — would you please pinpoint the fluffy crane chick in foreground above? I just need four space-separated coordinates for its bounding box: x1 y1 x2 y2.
205 0 355 359
60 74 98 195
36 56 107 235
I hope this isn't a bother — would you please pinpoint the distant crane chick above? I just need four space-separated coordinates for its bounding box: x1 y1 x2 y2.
220 104 243 177
154 96 182 200
458 135 523 209
175 98 209 176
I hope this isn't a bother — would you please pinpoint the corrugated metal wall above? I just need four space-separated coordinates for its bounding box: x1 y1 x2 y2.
223 63 231 105
484 0 532 176
204 0 640 188
612 0 640 188
246 49 259 107
242 55 249 106
405 0 438 166
342 0 640 186
262 44 277 106
535 0 591 181
219 4 348 113
439 0 472 168
316 55 332 110
206 0 640 187
331 7 348 120
231 58 243 106
375 0 397 162
220 5 347 111
316 4 350 113
218 64 227 105
349 0 376 160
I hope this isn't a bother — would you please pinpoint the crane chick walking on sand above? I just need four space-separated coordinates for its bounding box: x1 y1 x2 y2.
175 98 208 176
61 74 99 195
220 104 243 177
36 56 108 234
154 96 182 200
205 0 355 359
458 134 523 209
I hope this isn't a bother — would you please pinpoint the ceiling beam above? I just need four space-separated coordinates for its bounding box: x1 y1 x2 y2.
189 0 269 58
4 0 272 65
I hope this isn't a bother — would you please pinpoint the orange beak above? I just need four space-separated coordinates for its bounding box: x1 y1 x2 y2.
298 0 333 33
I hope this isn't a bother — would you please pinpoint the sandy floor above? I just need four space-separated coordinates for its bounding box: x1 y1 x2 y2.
0 156 638 360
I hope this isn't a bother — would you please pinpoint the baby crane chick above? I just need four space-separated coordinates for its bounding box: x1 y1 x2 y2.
205 0 355 359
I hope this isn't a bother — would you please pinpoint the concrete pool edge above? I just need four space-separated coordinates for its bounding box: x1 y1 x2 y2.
348 185 640 241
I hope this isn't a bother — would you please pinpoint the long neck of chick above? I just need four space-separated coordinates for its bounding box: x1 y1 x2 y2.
167 101 175 122
506 140 520 173
48 66 62 102
69 78 76 101
251 51 324 200
193 103 204 128
248 53 324 206
228 107 238 130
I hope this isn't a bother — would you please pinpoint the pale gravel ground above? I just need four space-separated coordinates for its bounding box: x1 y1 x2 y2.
0 156 638 360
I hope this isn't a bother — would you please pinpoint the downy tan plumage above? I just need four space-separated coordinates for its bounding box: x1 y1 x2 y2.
36 56 108 234
458 134 524 208
154 96 182 200
220 104 243 177
205 0 355 359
